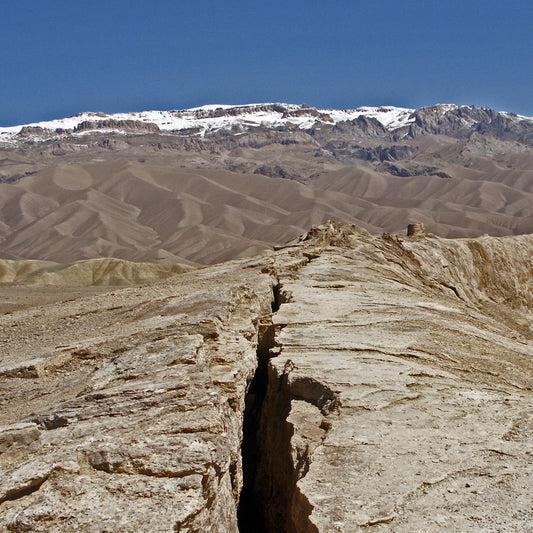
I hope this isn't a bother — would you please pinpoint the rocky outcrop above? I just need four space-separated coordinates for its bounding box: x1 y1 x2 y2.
407 105 533 144
376 161 451 178
320 142 415 163
18 126 56 137
190 103 288 120
281 107 333 123
309 116 390 142
253 164 302 180
148 129 316 152
74 119 160 133
211 129 315 148
406 222 425 236
0 222 532 531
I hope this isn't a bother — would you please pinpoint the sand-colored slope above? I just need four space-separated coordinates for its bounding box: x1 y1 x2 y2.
0 257 193 286
0 161 359 263
0 131 532 264
313 158 533 237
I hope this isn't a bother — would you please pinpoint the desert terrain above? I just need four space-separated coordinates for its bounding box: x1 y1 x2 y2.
0 223 532 531
0 104 532 531
1 103 532 265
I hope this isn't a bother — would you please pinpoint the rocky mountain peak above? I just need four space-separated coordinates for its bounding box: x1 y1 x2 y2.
408 104 533 143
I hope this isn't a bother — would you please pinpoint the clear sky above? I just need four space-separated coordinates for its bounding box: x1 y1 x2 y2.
2 0 532 126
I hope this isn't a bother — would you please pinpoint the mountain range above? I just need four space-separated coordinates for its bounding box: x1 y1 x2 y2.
1 103 532 264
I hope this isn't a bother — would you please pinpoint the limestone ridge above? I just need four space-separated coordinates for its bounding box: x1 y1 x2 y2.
2 103 532 143
0 222 532 531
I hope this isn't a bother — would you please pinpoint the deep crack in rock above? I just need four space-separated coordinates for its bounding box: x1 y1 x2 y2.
238 280 334 532
238 283 282 532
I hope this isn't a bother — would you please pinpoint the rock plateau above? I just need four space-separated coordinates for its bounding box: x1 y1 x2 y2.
0 222 531 532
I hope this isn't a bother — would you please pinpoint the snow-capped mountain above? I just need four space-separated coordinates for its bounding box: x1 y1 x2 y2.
3 102 531 144
0 103 415 141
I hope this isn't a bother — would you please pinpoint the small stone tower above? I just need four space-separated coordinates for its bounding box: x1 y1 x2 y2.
407 223 426 236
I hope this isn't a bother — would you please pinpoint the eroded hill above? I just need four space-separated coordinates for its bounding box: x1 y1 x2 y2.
1 103 532 264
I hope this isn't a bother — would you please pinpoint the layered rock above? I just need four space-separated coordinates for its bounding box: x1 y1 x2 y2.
308 116 390 143
74 119 160 133
0 261 277 531
0 223 532 531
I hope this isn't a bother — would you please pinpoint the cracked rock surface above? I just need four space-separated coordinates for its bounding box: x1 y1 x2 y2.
264 226 533 532
0 261 276 532
0 222 532 532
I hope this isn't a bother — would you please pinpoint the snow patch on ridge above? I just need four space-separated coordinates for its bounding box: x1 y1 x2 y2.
328 106 416 130
1 103 532 143
0 104 416 142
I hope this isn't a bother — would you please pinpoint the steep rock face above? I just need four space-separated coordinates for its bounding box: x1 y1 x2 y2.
309 116 390 143
74 119 160 133
0 223 532 531
205 129 316 149
18 126 56 137
408 105 533 143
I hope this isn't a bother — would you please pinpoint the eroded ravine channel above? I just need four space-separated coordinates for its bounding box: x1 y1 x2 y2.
237 282 284 532
237 278 336 533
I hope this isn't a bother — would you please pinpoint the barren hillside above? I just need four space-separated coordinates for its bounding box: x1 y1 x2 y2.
1 103 532 264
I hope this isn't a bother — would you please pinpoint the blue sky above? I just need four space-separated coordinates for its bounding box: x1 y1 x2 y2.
2 0 532 126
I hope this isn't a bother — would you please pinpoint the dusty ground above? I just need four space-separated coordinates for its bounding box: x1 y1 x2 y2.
0 285 114 314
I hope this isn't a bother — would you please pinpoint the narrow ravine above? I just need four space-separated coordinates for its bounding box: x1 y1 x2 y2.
237 321 276 532
237 275 335 533
237 282 282 533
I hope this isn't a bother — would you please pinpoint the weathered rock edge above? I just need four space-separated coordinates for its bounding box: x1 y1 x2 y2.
0 222 532 532
0 258 284 531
